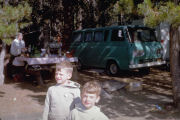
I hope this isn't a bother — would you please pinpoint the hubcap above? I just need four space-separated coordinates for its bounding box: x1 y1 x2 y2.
110 64 117 74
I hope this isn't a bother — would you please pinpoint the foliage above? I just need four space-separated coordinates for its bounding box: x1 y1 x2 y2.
112 0 137 25
164 2 180 27
0 1 32 45
138 0 180 28
113 0 134 15
72 0 118 28
95 0 118 26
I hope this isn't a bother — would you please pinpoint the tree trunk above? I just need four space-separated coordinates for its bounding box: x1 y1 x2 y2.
170 25 180 107
62 0 75 51
0 42 6 85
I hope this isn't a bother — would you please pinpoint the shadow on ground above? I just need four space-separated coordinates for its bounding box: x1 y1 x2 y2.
99 89 180 120
3 66 179 120
77 67 180 120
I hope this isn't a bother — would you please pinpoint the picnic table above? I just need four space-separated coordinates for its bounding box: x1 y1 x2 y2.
14 56 77 65
14 56 78 86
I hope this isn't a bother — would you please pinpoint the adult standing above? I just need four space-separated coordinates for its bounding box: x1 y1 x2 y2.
10 33 26 58
9 33 26 81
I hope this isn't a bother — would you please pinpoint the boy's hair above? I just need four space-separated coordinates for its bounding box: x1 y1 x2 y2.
82 81 101 96
56 60 73 74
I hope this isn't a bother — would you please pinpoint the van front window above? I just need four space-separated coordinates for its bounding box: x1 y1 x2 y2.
111 29 124 41
128 28 157 42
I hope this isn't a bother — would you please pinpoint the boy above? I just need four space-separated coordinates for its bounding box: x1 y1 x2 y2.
68 81 109 120
43 60 80 120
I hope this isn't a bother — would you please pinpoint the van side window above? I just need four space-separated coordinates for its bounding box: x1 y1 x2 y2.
94 31 103 42
111 29 124 41
85 32 92 42
73 32 82 42
104 30 109 41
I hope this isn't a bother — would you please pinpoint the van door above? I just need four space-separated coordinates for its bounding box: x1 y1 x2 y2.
88 30 105 67
70 31 90 66
108 28 129 69
92 28 129 69
70 32 83 57
80 31 94 66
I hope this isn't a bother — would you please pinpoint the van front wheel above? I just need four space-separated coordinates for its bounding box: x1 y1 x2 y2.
106 61 119 76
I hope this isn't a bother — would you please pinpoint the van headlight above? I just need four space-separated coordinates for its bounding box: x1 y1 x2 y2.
133 50 144 57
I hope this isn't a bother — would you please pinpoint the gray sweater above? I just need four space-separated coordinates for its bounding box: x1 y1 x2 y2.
43 80 80 120
68 103 109 120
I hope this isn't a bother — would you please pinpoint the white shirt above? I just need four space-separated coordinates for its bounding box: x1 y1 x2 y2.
10 38 25 56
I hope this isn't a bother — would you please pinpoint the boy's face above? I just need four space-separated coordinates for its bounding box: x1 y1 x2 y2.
81 92 100 109
55 69 71 84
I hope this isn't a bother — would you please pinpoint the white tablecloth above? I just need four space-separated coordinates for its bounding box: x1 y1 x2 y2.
14 56 78 65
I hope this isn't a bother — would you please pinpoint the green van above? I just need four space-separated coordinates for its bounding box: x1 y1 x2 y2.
70 25 166 75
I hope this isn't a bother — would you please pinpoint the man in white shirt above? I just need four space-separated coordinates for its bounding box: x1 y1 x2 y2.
10 33 26 57
10 33 26 81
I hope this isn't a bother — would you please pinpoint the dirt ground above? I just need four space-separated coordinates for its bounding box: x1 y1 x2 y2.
0 67 180 120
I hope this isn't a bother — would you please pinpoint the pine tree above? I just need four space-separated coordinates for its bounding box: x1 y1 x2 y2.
0 1 32 85
138 0 180 107
113 0 134 25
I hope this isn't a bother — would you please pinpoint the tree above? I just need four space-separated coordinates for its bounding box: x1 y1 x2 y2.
138 0 180 107
28 0 75 50
96 0 119 26
72 0 119 29
29 0 119 50
171 0 180 107
113 0 134 25
0 1 32 85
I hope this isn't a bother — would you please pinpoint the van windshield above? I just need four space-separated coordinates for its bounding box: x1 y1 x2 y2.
128 27 157 42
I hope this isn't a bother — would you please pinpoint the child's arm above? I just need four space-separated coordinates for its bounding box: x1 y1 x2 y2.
42 89 51 120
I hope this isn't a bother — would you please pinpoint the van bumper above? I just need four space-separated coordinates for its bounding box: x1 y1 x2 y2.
129 61 166 69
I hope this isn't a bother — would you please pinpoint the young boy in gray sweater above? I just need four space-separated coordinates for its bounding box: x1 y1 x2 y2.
68 81 109 120
43 60 80 120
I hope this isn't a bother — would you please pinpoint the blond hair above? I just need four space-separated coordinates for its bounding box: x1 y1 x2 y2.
56 60 73 74
82 81 101 96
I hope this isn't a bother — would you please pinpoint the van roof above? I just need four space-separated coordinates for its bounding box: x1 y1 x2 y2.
73 25 152 33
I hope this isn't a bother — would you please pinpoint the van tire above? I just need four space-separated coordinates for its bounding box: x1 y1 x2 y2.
106 61 119 76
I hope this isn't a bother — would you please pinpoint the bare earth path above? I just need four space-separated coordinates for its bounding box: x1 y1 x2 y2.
0 67 180 120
